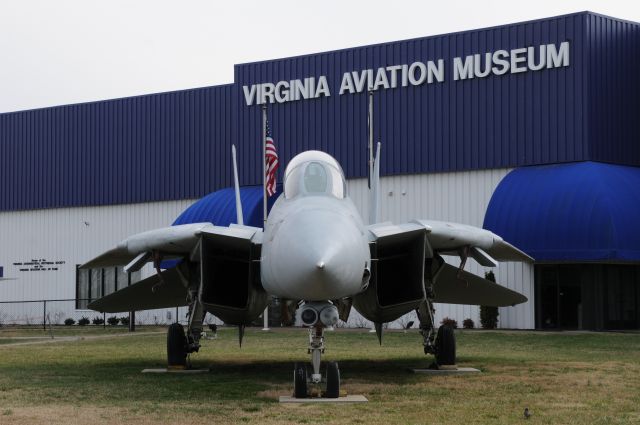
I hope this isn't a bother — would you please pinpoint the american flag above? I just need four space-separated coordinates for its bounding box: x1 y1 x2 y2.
265 120 279 197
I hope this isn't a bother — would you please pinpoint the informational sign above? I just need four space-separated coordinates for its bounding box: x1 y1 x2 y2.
12 259 65 272
243 41 570 106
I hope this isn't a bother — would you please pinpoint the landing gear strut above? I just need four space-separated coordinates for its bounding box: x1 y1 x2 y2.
292 302 341 398
418 256 457 368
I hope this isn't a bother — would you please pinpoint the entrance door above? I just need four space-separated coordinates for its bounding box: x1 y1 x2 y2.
536 265 583 330
538 267 559 329
604 266 639 329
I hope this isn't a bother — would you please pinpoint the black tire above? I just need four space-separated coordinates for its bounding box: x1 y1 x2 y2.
293 363 308 398
325 361 340 398
167 323 187 367
435 325 456 366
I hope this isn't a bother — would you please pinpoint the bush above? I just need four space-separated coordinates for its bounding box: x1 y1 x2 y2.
463 318 475 329
480 271 500 329
77 316 90 326
64 318 76 326
119 316 130 326
92 317 104 325
107 316 120 326
440 317 458 329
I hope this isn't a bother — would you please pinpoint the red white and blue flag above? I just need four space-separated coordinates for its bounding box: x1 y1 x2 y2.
265 120 279 197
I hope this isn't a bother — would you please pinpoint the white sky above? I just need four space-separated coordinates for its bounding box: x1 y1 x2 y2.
1 0 639 113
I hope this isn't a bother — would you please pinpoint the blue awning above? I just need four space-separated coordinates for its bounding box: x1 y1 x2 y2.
172 184 281 228
483 162 640 262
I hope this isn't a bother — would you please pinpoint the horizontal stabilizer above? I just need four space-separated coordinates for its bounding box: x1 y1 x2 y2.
433 264 527 307
88 267 189 313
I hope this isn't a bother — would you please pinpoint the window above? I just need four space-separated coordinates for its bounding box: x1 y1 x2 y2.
304 162 328 193
76 266 140 310
284 162 346 199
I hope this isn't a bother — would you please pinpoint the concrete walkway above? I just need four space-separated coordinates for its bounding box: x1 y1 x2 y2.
0 331 164 348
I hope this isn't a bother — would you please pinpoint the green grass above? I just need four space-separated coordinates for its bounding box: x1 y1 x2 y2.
0 328 638 424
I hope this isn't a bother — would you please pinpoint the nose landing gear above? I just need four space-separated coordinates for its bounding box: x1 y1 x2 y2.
292 302 341 399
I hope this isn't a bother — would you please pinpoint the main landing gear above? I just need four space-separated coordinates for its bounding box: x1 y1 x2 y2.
417 282 457 368
167 288 205 369
293 302 341 398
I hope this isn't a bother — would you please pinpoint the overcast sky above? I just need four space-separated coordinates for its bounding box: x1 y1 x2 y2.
1 0 639 114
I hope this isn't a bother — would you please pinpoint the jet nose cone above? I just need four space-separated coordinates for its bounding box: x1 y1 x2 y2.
263 208 369 300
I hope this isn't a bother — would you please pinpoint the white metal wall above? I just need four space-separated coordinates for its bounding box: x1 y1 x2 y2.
0 199 196 324
0 168 534 329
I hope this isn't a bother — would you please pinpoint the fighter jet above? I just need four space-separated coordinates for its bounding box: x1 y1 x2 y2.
82 146 531 398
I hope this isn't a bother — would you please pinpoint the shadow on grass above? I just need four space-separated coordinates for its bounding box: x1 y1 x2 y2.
1 357 440 404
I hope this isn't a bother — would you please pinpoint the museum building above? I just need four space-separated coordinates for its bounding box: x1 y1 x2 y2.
1 11 639 330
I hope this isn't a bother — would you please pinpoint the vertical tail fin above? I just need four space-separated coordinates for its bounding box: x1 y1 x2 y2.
231 145 244 225
368 142 381 225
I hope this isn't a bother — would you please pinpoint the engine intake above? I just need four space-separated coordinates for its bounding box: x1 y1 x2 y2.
353 227 427 323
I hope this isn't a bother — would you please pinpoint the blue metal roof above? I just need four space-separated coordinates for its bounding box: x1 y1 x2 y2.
483 162 640 262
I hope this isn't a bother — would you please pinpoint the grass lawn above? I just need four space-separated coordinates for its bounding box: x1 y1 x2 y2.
0 327 638 424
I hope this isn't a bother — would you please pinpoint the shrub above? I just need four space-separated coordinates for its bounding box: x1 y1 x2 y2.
64 318 76 326
119 316 130 326
107 316 120 326
440 317 458 329
92 317 104 325
463 318 475 329
480 271 500 329
77 316 90 326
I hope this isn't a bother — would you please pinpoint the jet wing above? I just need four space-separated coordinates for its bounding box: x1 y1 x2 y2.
367 220 532 265
432 263 527 306
84 223 263 313
80 222 216 270
412 219 533 263
88 266 189 313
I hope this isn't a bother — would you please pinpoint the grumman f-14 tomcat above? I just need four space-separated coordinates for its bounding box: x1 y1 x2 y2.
83 145 531 398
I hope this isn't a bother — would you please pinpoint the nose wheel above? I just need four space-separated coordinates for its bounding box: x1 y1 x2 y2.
292 323 341 398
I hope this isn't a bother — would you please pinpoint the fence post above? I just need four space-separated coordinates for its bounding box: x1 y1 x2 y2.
129 311 135 332
103 312 106 329
43 300 47 331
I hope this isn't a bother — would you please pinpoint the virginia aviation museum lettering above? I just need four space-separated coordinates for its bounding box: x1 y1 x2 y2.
243 42 570 106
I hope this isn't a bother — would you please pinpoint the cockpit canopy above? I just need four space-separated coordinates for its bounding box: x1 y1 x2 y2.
284 151 347 199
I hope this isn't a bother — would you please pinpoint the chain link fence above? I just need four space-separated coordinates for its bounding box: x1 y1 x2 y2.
0 298 416 330
0 299 203 329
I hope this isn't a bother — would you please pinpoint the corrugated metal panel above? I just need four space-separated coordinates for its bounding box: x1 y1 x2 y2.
0 199 195 302
0 85 236 211
587 14 640 165
235 12 595 184
0 198 197 324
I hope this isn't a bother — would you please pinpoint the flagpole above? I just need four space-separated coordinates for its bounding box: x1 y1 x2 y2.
367 90 376 334
262 103 269 331
368 90 374 188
